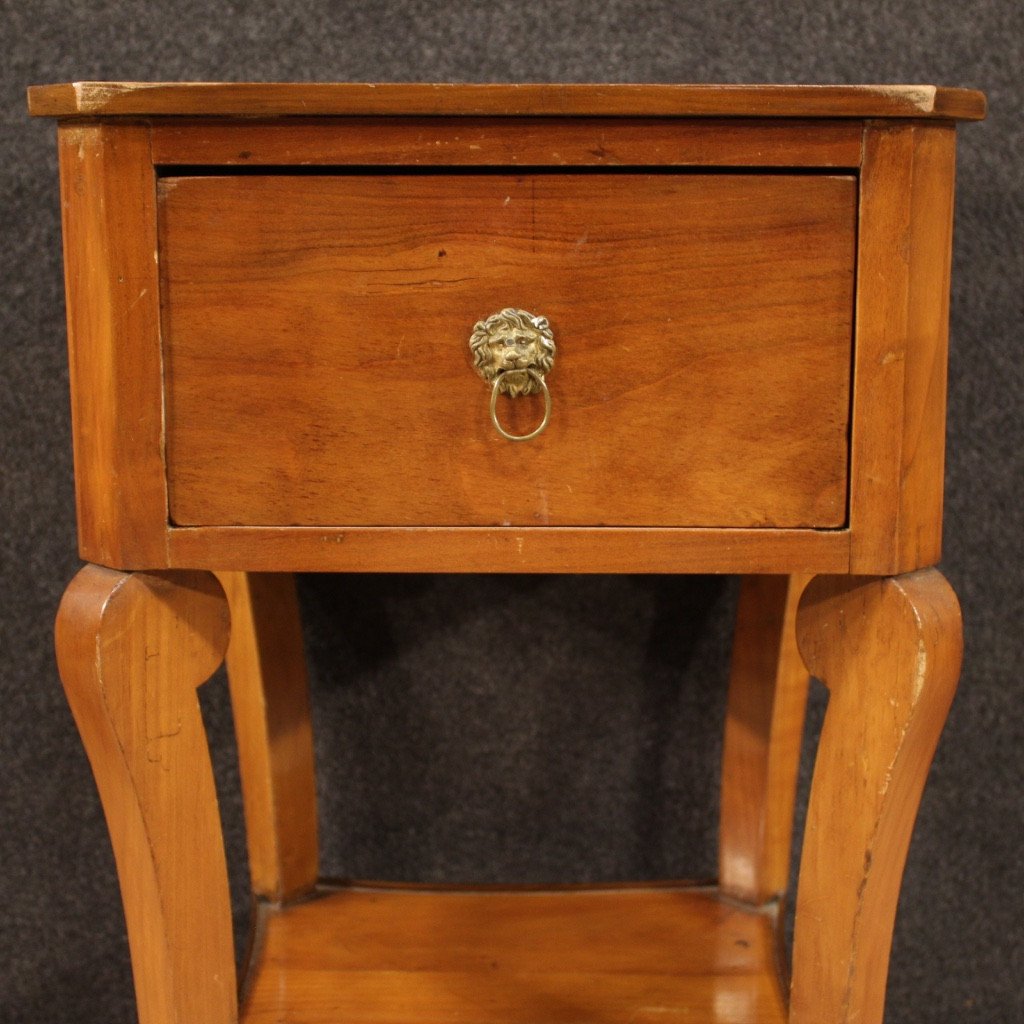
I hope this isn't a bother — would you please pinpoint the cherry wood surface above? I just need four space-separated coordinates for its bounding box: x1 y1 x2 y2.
57 123 169 567
28 81 986 120
47 100 969 573
149 117 864 167
218 572 319 902
790 570 963 1024
719 575 811 905
847 123 958 574
241 884 787 1024
166 524 851 574
55 567 235 1024
160 172 855 530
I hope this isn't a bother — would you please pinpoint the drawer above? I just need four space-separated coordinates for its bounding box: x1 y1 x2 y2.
158 171 855 529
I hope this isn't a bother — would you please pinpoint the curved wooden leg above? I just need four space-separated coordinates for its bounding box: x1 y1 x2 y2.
217 571 319 902
720 574 811 905
789 569 962 1024
55 566 236 1024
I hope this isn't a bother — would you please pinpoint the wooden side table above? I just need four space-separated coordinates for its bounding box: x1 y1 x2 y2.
31 82 985 1024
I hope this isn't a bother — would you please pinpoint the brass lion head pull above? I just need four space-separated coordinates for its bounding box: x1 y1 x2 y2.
469 308 555 441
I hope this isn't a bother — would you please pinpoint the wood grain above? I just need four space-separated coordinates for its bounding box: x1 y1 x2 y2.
168 525 851 574
218 572 319 902
28 81 987 120
159 172 855 530
847 124 959 573
789 570 962 1024
242 884 787 1024
55 566 235 1024
149 117 864 167
719 575 811 905
57 123 168 567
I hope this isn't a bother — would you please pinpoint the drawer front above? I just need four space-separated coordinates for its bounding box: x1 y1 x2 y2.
159 172 855 528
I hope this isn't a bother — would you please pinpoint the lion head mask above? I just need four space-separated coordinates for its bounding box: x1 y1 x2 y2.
469 308 556 397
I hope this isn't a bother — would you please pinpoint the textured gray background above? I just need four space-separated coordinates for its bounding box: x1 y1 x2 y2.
2 2 1022 1022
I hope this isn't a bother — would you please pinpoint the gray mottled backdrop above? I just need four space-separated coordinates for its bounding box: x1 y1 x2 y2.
2 2 1021 1022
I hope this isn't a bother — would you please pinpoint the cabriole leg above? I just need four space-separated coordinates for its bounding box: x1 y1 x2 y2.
789 569 962 1024
55 565 236 1024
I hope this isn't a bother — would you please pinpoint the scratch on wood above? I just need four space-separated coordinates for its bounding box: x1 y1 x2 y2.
875 84 936 112
912 635 927 702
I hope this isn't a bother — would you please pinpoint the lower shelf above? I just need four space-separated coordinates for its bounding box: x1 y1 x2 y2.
241 883 788 1024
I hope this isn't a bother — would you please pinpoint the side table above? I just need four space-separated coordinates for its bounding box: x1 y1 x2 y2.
30 81 985 1024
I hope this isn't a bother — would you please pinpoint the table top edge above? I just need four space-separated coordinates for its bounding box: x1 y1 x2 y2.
27 81 987 120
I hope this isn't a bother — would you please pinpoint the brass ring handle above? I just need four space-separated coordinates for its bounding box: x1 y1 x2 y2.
469 307 556 442
489 369 551 442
